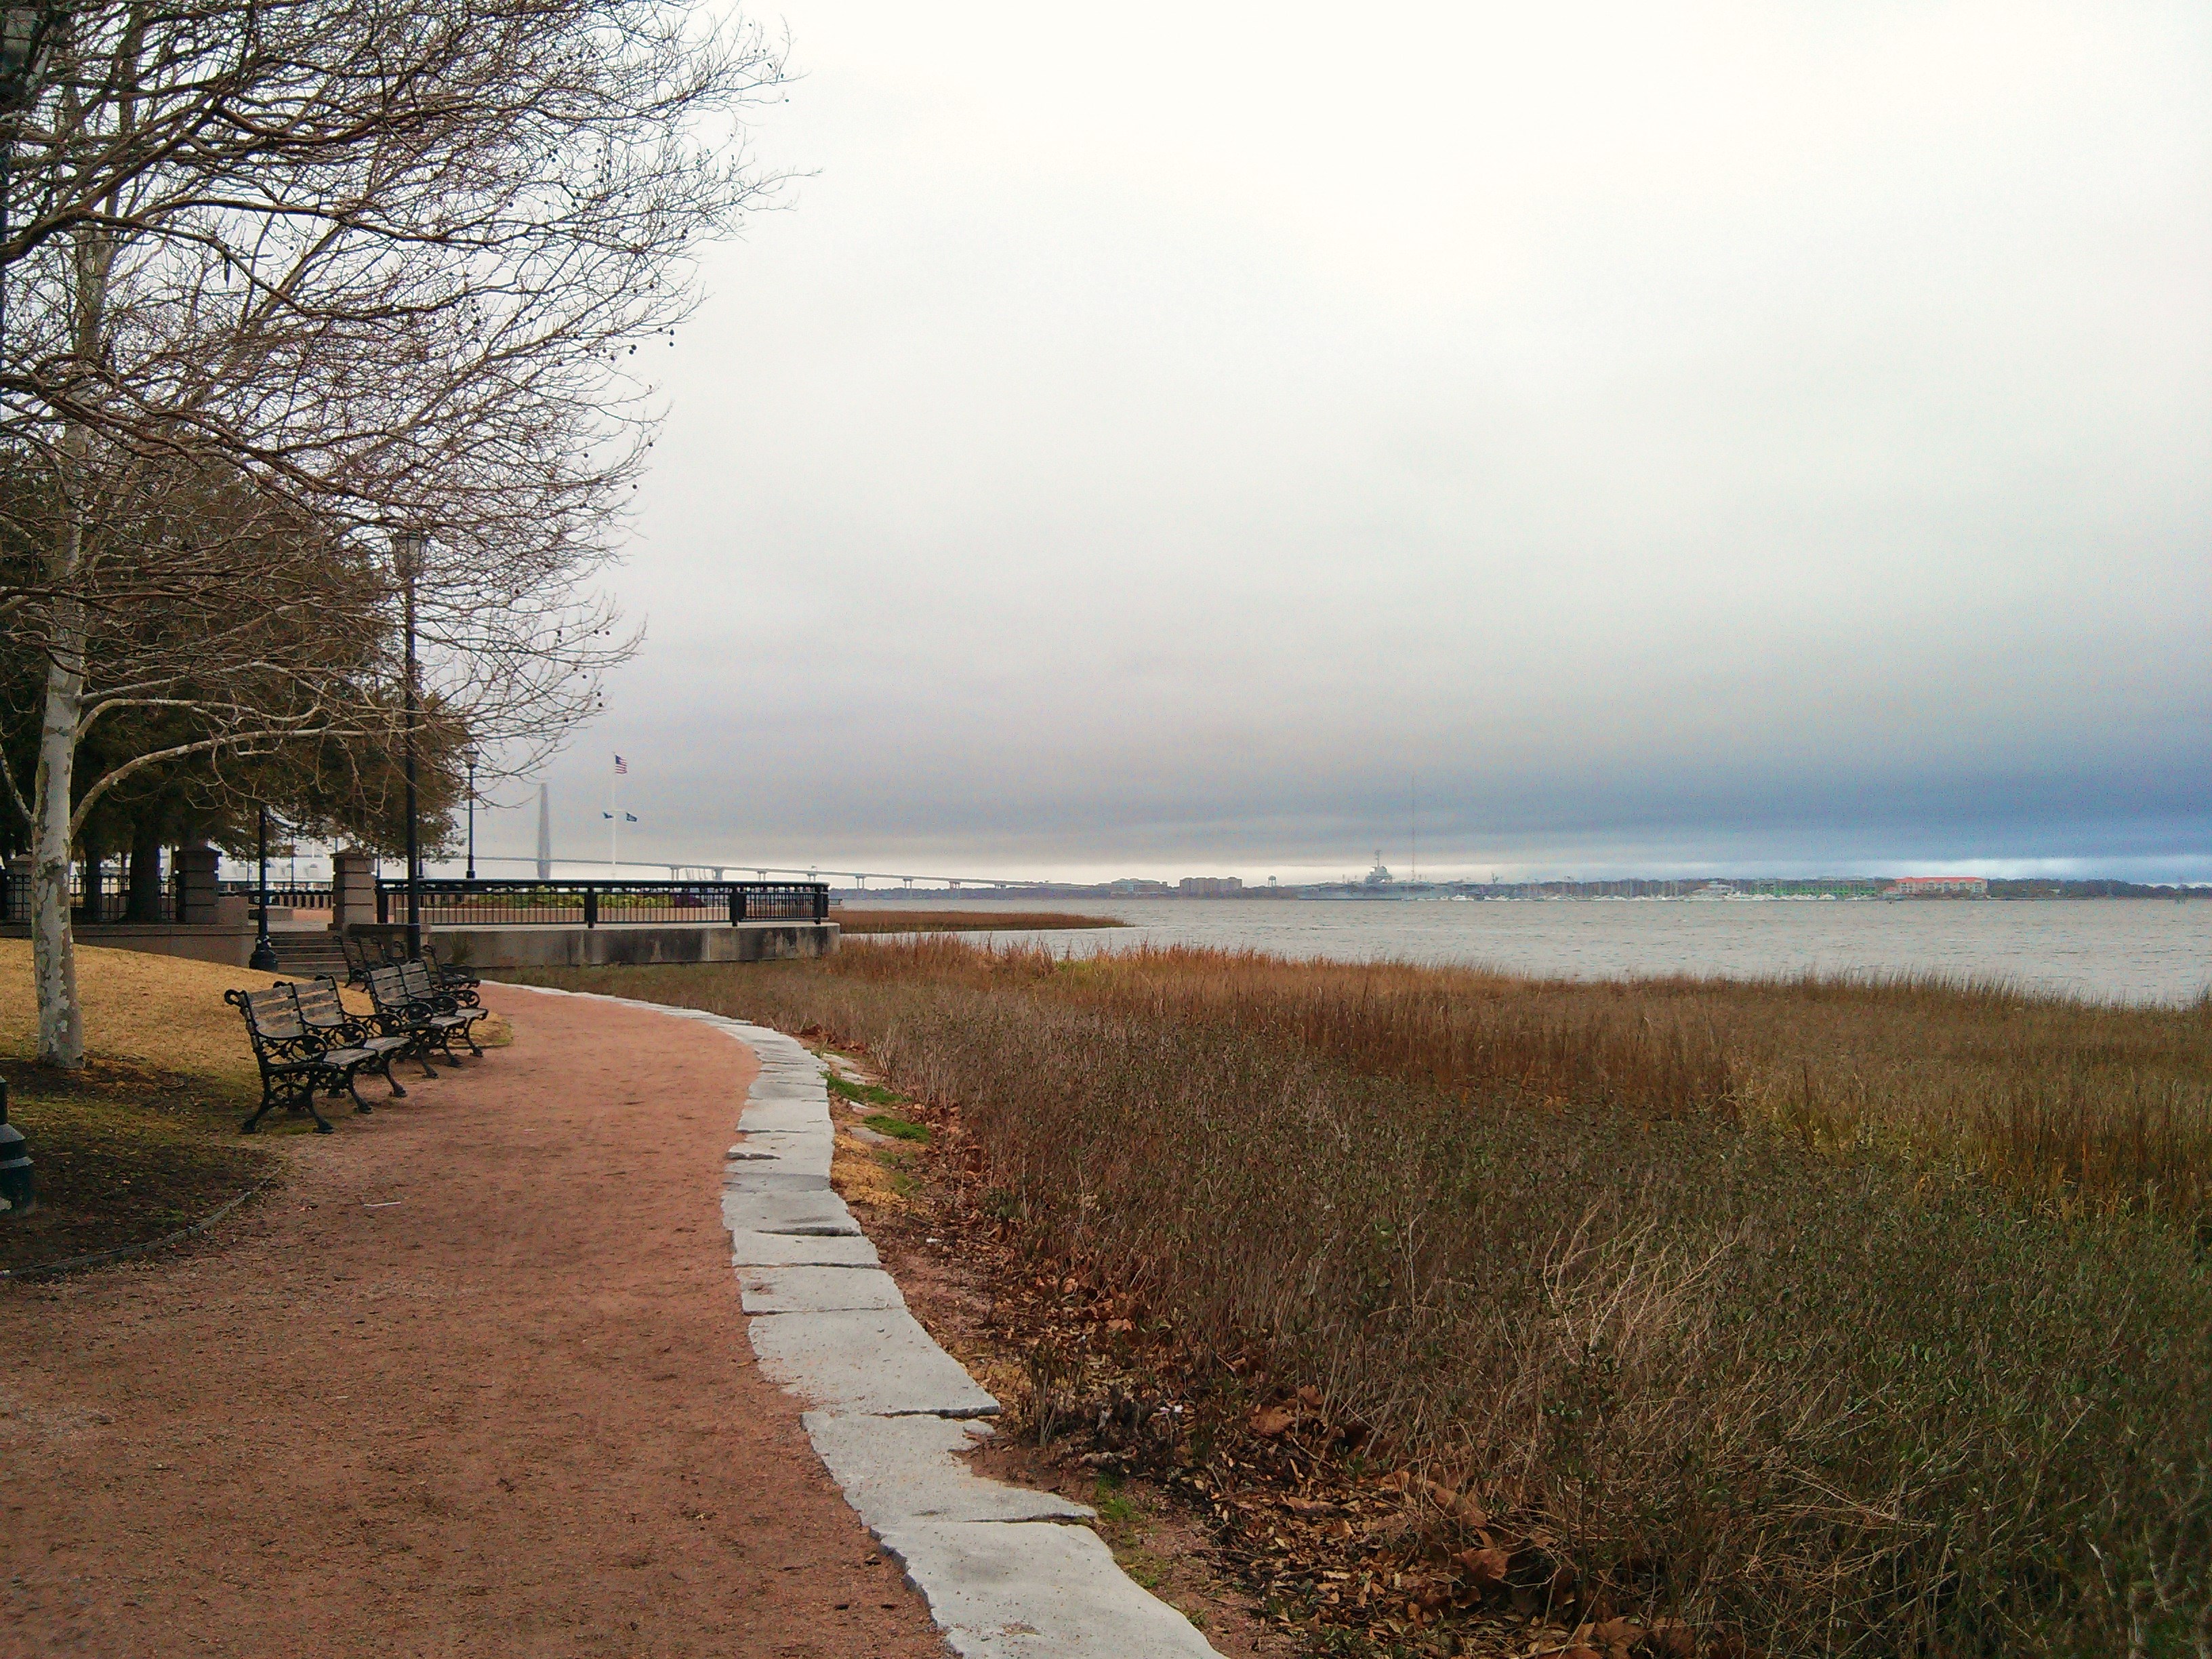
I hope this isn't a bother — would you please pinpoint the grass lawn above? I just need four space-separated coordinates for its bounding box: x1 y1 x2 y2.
0 941 298 1273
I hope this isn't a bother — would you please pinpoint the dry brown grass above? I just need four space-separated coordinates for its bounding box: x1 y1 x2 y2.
512 941 2212 1657
0 939 290 1091
0 941 514 1271
0 939 510 1084
818 942 2212 1219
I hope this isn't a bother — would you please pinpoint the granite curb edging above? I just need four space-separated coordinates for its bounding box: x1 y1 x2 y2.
494 982 1225 1659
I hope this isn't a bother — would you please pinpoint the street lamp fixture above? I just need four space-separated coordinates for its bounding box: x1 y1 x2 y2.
248 804 279 971
393 530 426 958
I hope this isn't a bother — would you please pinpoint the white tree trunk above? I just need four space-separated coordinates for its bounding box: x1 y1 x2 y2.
28 207 115 1069
30 589 86 1067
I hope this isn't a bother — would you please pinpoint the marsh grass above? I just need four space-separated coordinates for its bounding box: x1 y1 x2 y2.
825 942 2212 1221
513 941 2212 1655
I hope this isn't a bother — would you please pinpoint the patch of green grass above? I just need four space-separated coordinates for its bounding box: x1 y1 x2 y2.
826 1071 901 1108
1115 1548 1166 1591
863 1111 929 1143
872 1149 922 1199
1092 1476 1141 1528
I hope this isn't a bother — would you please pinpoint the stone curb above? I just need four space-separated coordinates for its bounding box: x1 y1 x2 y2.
492 983 1225 1659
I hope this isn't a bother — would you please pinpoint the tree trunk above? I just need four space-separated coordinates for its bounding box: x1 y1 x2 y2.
30 590 86 1067
30 201 117 1070
127 823 166 922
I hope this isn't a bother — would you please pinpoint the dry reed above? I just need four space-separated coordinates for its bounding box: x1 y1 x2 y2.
510 941 2212 1656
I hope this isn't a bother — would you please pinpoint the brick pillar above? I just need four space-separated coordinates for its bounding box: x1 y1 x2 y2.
174 845 221 925
331 849 377 933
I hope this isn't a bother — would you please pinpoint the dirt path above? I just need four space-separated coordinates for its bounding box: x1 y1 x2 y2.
0 987 946 1659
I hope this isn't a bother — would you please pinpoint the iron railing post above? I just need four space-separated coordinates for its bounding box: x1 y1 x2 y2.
583 886 598 928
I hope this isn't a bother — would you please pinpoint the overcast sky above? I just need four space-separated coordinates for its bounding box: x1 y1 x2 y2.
495 1 2209 884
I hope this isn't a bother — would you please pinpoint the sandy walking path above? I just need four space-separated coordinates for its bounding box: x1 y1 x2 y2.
0 987 946 1658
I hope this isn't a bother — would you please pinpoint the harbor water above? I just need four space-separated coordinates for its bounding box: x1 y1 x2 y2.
853 897 2212 1007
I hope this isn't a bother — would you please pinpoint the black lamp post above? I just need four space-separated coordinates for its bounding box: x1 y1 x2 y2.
247 803 278 970
464 747 477 882
1 5 64 362
393 530 426 958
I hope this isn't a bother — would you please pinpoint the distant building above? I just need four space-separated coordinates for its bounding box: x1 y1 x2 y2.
1178 876 1244 897
1886 875 1988 898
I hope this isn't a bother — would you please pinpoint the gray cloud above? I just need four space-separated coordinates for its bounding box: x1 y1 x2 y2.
497 1 2212 882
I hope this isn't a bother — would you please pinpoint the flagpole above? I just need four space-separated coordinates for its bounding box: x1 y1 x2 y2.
609 758 619 876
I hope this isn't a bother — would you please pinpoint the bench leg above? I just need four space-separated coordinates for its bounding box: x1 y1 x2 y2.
262 1075 333 1133
377 1052 408 1099
409 1036 438 1080
340 1069 373 1114
242 1080 282 1134
298 1080 335 1133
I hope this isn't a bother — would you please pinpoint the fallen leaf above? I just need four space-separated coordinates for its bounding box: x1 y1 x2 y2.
1454 1547 1510 1589
1423 1479 1490 1530
1296 1384 1324 1407
1249 1404 1296 1437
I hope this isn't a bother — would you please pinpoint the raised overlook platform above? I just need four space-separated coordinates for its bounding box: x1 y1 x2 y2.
352 920 839 970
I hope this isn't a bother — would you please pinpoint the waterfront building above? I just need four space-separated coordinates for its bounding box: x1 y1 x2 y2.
1885 875 1989 898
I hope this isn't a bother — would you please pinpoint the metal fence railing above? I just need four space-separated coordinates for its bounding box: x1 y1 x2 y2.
219 880 334 911
2 865 180 924
374 878 831 928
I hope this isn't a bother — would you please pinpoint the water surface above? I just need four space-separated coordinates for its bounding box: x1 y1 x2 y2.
848 897 2212 1006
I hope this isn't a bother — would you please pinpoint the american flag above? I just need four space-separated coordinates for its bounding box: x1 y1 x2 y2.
613 754 628 775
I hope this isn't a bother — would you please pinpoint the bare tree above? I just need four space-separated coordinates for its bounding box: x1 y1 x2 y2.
0 0 787 1065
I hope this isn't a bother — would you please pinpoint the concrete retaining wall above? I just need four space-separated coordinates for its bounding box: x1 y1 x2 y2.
0 922 262 968
1 918 838 972
363 921 840 969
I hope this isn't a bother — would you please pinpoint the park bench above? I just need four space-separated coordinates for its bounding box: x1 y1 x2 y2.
419 941 482 1006
226 984 384 1134
365 962 485 1068
337 932 381 986
398 958 487 1054
289 975 422 1092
